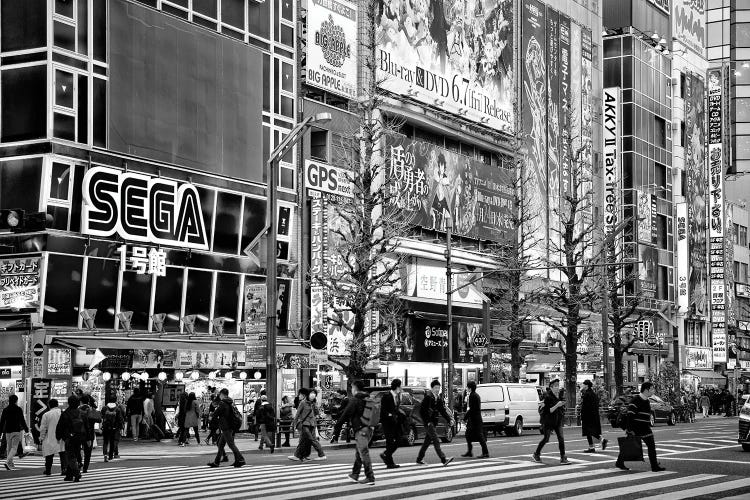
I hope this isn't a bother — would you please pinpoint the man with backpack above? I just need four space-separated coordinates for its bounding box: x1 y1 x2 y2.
207 388 245 468
102 402 124 462
416 380 455 466
56 395 87 482
333 380 376 486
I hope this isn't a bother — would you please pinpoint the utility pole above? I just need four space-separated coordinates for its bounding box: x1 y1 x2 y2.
446 219 454 410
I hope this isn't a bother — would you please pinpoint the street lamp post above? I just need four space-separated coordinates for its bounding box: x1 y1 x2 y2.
265 112 331 412
446 219 454 411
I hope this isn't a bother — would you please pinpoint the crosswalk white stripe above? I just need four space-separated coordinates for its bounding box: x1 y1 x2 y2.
655 443 701 448
273 464 601 500
374 467 616 500
654 447 685 454
176 462 534 500
635 477 750 500
416 470 672 500
668 440 720 446
0 465 187 489
561 473 723 500
9 462 385 500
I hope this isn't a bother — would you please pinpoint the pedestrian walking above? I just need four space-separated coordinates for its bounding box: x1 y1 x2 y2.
616 381 665 472
580 380 607 453
333 380 375 486
533 379 570 465
142 393 164 441
0 394 28 471
289 388 326 462
700 392 710 418
279 396 293 447
57 395 87 482
379 378 404 469
256 395 276 453
416 380 455 466
101 402 123 462
40 399 66 476
127 389 144 441
254 389 266 444
176 393 188 445
461 381 489 458
206 388 245 468
182 392 202 445
78 395 101 473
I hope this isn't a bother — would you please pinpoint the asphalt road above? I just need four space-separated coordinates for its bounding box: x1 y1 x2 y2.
2 417 748 499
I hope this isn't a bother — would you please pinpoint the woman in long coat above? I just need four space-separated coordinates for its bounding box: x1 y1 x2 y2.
40 399 66 476
580 380 607 453
182 392 202 445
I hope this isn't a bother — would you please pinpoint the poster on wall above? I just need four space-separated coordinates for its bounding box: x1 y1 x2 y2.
244 283 267 365
636 191 656 245
685 72 708 317
580 26 594 189
673 0 705 55
726 206 736 327
638 245 657 299
558 14 571 201
685 347 711 369
521 0 547 264
46 348 72 377
387 135 513 244
131 349 177 369
376 0 514 132
546 8 560 250
305 0 358 99
0 257 41 310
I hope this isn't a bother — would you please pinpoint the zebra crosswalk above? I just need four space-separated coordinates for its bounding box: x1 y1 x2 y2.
0 455 749 499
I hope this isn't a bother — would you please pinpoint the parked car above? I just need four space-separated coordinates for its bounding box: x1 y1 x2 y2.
474 383 544 436
363 386 454 446
607 394 677 427
739 395 750 452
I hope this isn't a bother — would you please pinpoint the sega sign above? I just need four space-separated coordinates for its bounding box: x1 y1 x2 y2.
82 166 209 250
305 160 353 198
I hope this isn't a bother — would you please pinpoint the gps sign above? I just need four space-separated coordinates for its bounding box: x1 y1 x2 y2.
305 160 353 198
82 166 209 250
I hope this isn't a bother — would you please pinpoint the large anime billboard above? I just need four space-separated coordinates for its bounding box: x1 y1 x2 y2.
376 0 514 132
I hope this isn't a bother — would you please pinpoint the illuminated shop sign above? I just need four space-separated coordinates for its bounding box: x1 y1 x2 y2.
82 166 209 250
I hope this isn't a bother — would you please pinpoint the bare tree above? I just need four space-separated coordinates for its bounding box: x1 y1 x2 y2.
310 0 410 385
537 140 600 409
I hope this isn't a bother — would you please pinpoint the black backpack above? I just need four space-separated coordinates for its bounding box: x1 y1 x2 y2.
68 409 87 439
230 404 242 431
102 407 118 429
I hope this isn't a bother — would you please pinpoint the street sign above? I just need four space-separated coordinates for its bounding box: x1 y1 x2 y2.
32 343 43 356
309 348 328 366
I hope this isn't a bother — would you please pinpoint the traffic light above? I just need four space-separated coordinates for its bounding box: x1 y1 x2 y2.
0 209 52 232
0 209 23 230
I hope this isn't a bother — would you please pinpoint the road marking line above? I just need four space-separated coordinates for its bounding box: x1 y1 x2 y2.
659 444 740 456
562 474 722 500
658 457 750 465
634 477 750 500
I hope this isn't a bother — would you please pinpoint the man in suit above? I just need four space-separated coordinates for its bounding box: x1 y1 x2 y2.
379 379 403 468
461 381 489 458
416 380 455 466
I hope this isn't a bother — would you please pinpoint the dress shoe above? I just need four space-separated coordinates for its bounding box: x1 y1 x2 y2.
386 464 400 469
478 454 490 458
651 466 666 472
615 462 630 471
601 439 608 451
232 461 246 468
348 473 359 483
461 452 473 457
443 457 454 466
207 462 220 468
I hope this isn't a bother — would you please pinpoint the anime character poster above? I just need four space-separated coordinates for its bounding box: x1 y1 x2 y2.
558 14 571 200
387 135 513 244
685 72 708 317
521 0 547 266
132 349 177 369
376 0 514 131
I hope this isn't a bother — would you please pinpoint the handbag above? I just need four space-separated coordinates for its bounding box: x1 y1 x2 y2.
617 435 644 462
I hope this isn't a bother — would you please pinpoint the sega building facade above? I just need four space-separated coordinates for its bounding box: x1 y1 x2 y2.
0 0 309 409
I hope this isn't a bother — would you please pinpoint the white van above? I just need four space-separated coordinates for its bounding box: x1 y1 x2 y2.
475 383 544 436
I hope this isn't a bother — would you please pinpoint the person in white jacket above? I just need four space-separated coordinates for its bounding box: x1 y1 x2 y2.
39 399 66 476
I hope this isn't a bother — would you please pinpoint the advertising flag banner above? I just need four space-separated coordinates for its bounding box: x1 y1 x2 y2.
306 0 358 98
558 14 571 200
376 0 514 131
521 0 547 265
673 0 705 56
244 283 267 365
387 135 513 243
685 72 708 317
546 8 560 259
0 257 41 310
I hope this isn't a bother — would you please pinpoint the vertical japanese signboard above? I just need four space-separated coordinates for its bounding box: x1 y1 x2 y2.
603 88 621 235
707 68 726 363
244 283 267 366
30 378 51 426
676 202 689 312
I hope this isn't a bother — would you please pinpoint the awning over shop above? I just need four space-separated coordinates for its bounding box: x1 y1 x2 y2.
525 353 561 373
0 318 28 330
683 369 727 385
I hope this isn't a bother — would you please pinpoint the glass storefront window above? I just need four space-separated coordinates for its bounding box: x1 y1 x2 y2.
54 21 76 51
213 191 242 254
1 66 46 142
120 271 152 331
44 254 83 327
214 273 241 334
84 258 119 329
241 196 266 252
55 70 75 109
1 0 46 52
154 267 184 332
184 269 213 333
0 158 42 211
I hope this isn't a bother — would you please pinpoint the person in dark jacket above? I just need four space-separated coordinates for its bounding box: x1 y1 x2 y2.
126 389 143 441
461 381 489 458
176 393 188 445
533 379 570 465
334 380 375 485
254 389 266 445
256 395 276 453
57 395 86 482
580 380 607 453
279 395 293 447
207 389 245 468
379 378 403 468
616 382 665 472
78 395 101 473
416 380 454 466
0 394 29 470
101 402 123 462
